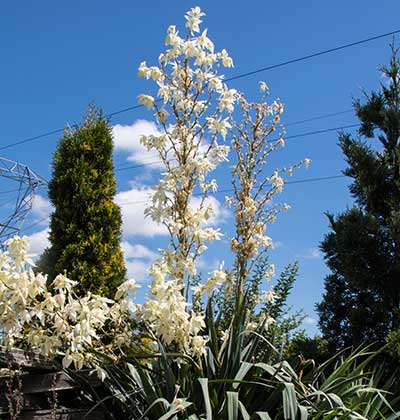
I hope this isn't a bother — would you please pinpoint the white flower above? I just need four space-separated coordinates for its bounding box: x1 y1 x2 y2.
138 94 155 110
91 365 108 382
115 279 141 301
150 66 163 81
138 61 150 78
218 49 233 67
157 83 171 103
165 25 183 49
191 335 207 356
264 264 275 281
189 313 206 335
264 289 276 303
304 158 311 169
218 89 236 113
5 235 34 266
52 274 78 293
206 117 231 139
268 171 284 192
185 6 205 33
198 29 214 52
156 108 169 123
246 322 257 331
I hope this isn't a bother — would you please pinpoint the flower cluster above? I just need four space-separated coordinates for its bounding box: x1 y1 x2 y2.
142 275 207 357
228 87 310 301
135 7 235 352
0 236 139 373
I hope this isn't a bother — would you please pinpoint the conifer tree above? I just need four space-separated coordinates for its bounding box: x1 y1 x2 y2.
38 106 126 297
317 46 400 349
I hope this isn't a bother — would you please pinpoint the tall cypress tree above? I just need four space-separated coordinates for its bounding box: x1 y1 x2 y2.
317 46 400 350
38 106 126 297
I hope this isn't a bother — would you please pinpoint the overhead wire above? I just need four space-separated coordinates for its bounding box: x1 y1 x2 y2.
17 120 361 232
112 174 348 207
1 28 397 152
12 26 390 234
20 173 348 233
225 29 400 82
114 122 361 173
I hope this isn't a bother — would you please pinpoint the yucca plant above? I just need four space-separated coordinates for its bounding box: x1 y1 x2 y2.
71 7 399 419
76 294 399 419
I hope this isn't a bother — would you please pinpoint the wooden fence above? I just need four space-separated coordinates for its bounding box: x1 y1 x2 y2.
0 347 105 420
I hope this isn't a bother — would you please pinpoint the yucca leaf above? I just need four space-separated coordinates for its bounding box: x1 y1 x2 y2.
253 412 272 420
198 378 213 420
282 382 297 420
233 362 253 390
298 404 308 420
238 400 251 420
227 391 239 420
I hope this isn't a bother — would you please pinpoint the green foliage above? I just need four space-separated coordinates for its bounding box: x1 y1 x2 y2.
285 336 330 366
37 106 126 297
263 263 306 353
214 257 305 359
318 208 394 349
77 295 400 419
71 258 399 418
317 46 400 350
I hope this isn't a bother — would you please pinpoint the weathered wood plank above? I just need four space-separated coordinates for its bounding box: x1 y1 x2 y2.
20 371 101 394
0 370 101 397
0 347 58 371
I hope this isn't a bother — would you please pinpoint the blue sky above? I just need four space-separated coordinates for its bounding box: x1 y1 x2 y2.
1 0 399 335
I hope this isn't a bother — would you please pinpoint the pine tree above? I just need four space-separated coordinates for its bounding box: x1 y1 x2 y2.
38 106 126 297
317 46 400 350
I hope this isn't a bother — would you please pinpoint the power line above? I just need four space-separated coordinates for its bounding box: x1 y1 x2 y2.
20 174 348 233
1 28 398 152
16 118 359 229
113 110 355 171
226 29 400 82
16 121 361 177
284 109 353 127
115 160 164 173
117 174 348 207
285 174 345 185
14 120 359 225
284 123 360 140
113 122 360 173
0 128 65 152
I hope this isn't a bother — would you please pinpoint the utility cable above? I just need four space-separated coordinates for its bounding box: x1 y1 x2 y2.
1 28 397 152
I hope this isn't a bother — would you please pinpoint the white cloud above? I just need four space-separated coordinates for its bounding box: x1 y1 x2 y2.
31 194 53 222
28 228 49 255
112 119 163 167
121 241 158 283
126 259 150 282
24 195 52 256
296 247 322 260
112 119 212 172
115 187 167 238
121 241 158 260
